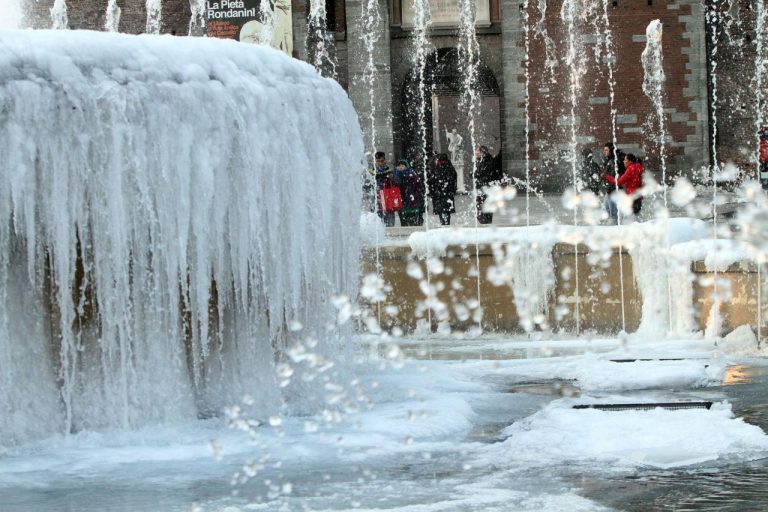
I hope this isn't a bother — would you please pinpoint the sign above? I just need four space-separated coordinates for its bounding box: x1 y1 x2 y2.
401 0 490 29
206 0 293 55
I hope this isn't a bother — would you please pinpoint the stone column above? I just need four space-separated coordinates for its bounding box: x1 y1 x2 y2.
345 0 394 161
292 0 309 61
501 0 527 182
674 0 710 173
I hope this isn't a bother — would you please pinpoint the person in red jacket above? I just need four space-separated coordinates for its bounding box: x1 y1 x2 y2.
605 153 644 216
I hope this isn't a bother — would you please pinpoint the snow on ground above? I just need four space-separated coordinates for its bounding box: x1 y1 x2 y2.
496 400 768 470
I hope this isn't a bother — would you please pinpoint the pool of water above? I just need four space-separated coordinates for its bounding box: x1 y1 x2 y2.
2 339 767 511
578 365 768 511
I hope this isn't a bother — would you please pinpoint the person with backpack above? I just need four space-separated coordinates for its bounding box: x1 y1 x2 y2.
605 153 644 216
373 151 398 227
393 159 425 226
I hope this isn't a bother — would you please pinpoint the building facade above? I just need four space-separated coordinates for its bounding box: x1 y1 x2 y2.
22 0 763 191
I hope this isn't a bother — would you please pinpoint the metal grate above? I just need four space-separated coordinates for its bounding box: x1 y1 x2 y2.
573 402 714 411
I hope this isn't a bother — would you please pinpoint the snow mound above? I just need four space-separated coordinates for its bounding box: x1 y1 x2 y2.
574 358 724 392
720 325 768 356
500 400 768 469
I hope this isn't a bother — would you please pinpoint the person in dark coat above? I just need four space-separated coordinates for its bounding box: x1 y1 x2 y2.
599 143 624 224
580 147 601 195
428 153 458 226
473 145 503 224
393 159 425 226
373 151 396 227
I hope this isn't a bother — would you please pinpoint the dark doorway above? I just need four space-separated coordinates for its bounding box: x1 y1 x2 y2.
400 47 501 191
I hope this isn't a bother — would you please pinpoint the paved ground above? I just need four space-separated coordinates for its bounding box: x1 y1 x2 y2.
381 186 742 236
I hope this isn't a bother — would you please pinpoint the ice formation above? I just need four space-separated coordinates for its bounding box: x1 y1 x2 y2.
0 30 364 445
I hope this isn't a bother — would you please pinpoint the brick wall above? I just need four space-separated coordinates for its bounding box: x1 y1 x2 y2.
510 0 709 190
16 0 763 190
22 0 188 34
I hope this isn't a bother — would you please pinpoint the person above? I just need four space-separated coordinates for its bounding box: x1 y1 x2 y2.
605 153 644 217
474 145 503 224
393 159 425 226
373 151 396 227
599 143 625 223
428 153 458 226
580 147 601 195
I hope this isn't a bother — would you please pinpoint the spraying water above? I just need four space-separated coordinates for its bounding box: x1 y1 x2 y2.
410 0 433 328
307 0 336 77
705 1 724 336
458 0 483 332
146 0 162 34
601 0 625 331
641 19 675 333
535 0 559 82
361 0 383 325
105 0 121 32
258 0 277 45
560 0 599 335
50 0 68 29
641 20 668 208
188 0 205 35
0 31 363 445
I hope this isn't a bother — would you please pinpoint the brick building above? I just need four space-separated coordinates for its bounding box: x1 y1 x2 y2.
20 0 764 191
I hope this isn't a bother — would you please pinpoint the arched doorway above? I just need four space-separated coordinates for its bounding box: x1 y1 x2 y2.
400 47 501 191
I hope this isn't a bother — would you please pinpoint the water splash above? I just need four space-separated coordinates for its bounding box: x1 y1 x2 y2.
146 0 162 34
458 0 483 331
535 0 559 81
307 0 336 77
188 0 205 35
258 0 277 45
560 0 601 334
410 0 432 328
104 0 121 32
641 20 667 207
601 0 625 331
51 0 68 29
361 0 382 324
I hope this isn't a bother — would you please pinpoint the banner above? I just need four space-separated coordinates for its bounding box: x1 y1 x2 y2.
205 0 293 55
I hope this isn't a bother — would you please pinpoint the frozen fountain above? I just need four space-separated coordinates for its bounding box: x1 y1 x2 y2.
0 30 363 445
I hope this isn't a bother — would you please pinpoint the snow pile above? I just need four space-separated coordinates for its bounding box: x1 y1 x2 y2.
574 359 724 392
719 325 768 356
500 400 768 469
0 30 364 444
408 224 561 258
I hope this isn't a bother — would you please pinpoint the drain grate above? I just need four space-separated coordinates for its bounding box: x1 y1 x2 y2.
608 358 708 363
573 401 713 411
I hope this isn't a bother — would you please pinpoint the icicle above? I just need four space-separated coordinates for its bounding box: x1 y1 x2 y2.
0 31 363 444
